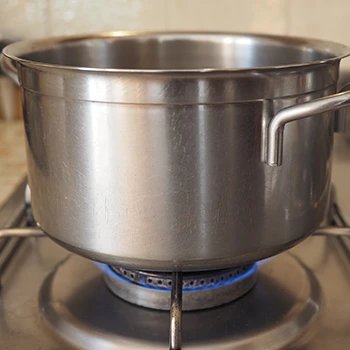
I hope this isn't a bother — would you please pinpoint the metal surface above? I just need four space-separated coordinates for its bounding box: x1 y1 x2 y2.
111 264 254 288
103 264 257 310
265 90 350 166
332 133 350 225
0 185 350 349
2 32 350 270
39 244 321 349
337 70 350 138
169 271 182 350
314 226 350 236
0 227 45 239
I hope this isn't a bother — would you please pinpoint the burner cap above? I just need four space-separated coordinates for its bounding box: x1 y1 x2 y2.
102 264 258 310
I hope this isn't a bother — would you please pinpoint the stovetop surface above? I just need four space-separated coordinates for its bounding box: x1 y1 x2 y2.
1 232 350 349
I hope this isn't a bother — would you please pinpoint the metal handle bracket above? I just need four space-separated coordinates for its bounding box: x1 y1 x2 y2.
264 90 350 166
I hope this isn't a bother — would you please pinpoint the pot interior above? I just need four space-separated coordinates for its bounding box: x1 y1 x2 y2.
8 33 349 71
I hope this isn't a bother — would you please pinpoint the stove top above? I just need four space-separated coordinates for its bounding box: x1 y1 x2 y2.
40 248 320 349
2 222 350 349
0 133 350 349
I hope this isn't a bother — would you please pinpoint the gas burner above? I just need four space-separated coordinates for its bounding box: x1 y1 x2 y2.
102 264 257 310
39 252 320 350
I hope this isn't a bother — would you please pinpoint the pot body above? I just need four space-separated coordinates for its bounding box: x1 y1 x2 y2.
3 33 346 270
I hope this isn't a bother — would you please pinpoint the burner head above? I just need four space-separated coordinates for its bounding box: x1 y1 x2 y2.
102 264 258 311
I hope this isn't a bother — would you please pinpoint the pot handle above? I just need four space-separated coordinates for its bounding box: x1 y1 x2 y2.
264 90 350 166
0 53 19 84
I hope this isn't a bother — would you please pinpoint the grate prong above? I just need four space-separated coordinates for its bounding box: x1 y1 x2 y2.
169 271 183 350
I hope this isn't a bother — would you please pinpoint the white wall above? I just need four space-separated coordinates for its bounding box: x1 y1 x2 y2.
1 0 350 66
0 0 348 40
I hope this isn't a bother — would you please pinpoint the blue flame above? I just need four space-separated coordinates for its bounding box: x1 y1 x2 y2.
95 262 258 292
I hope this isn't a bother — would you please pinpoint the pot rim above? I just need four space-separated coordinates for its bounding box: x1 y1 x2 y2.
2 31 350 75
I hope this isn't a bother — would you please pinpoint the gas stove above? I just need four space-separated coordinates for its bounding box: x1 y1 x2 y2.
0 133 350 350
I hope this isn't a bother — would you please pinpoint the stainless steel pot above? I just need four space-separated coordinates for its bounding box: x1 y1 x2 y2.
2 32 350 271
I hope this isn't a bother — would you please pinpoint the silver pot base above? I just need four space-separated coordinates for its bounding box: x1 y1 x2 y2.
46 231 307 271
